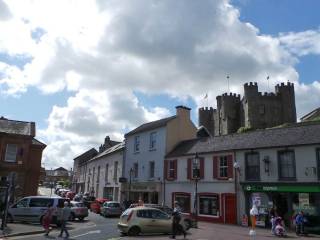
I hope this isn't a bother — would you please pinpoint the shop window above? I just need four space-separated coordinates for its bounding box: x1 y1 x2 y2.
5 144 17 163
317 148 320 180
245 152 260 181
134 136 140 153
174 193 190 213
278 150 296 180
199 194 219 216
219 156 228 178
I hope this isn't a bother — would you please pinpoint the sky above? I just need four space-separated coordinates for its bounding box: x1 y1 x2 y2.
0 0 320 169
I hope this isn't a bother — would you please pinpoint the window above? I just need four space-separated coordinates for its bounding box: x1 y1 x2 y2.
97 166 100 183
174 193 191 213
317 149 320 180
134 136 140 152
114 161 118 180
192 160 200 179
92 167 95 185
245 152 260 181
219 156 228 178
199 195 219 216
29 198 54 207
133 163 138 178
168 161 175 179
105 164 109 183
5 144 17 162
149 132 157 150
16 198 28 208
149 161 155 178
278 150 296 180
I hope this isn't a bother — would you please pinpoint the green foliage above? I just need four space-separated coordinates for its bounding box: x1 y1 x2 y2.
58 179 71 188
237 126 253 133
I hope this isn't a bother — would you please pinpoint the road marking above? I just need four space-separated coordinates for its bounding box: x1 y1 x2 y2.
73 229 101 238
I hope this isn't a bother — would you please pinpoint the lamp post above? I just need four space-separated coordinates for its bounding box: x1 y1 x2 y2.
233 161 240 224
192 152 200 228
128 168 134 202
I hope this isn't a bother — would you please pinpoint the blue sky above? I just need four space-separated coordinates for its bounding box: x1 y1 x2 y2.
1 0 320 168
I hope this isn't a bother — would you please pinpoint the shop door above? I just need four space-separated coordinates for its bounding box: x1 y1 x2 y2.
225 194 236 224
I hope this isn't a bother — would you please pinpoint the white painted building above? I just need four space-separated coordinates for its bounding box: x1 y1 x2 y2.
122 106 197 204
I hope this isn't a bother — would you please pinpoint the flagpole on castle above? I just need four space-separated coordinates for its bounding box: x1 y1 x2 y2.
204 93 208 108
227 75 230 93
267 76 270 92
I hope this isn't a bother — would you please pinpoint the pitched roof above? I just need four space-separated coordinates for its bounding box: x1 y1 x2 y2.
54 167 68 171
300 107 320 121
166 122 320 158
32 138 46 147
125 116 176 137
0 117 35 136
91 142 125 161
74 148 98 161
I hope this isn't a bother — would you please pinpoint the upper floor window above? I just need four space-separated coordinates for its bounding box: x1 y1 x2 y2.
317 148 320 180
169 161 175 179
134 136 140 152
5 144 17 163
165 160 177 180
105 164 109 183
133 163 138 178
278 150 296 180
97 166 100 183
245 152 260 181
149 161 155 178
149 132 157 150
114 161 118 180
92 167 95 184
219 156 228 178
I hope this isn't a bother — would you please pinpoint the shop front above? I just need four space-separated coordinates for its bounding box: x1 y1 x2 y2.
242 183 320 234
124 182 161 204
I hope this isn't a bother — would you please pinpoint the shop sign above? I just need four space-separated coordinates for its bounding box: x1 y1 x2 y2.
299 193 309 207
243 184 320 193
252 193 261 207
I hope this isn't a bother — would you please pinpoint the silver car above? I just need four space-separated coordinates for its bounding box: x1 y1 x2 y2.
8 196 64 225
69 201 88 221
100 201 122 217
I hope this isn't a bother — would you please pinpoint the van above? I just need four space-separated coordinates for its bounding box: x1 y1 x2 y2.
8 196 65 225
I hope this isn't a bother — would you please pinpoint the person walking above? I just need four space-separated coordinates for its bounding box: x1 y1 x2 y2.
295 211 306 236
58 201 71 239
170 201 186 239
42 203 54 236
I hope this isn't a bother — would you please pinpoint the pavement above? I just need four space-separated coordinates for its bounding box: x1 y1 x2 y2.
0 223 44 238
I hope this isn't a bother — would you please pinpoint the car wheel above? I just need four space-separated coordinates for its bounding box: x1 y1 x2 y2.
184 219 191 230
78 217 84 221
69 213 75 221
128 226 141 236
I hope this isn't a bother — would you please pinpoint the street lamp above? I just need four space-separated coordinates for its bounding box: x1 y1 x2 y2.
128 168 134 202
192 152 200 228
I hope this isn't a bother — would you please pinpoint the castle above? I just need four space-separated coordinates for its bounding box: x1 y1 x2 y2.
199 82 297 136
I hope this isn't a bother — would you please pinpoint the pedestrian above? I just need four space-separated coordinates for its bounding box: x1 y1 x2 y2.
42 203 54 236
170 201 186 239
295 211 306 236
58 201 71 239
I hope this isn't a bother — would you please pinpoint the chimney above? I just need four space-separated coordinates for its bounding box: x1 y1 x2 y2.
30 122 36 137
176 105 191 120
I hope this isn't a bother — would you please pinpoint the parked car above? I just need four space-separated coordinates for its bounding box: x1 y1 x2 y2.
8 196 65 225
90 198 109 214
69 201 88 221
66 191 76 200
129 203 192 230
117 207 188 236
100 201 122 217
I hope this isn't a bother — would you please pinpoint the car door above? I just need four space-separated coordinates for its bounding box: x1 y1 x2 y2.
136 209 154 233
149 209 172 233
29 198 54 222
8 198 29 222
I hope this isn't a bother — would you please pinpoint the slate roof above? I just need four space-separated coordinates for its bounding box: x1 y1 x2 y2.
90 142 125 161
74 148 98 161
32 138 46 147
166 122 320 158
54 167 68 171
125 116 176 137
0 117 35 136
300 107 320 121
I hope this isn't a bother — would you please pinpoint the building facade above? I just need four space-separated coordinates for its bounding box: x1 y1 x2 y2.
0 117 46 199
199 82 297 136
122 106 197 204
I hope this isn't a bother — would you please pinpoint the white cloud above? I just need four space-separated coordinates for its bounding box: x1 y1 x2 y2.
1 0 320 168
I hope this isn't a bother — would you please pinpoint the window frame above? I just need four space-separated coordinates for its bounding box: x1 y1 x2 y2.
218 156 228 179
168 160 175 179
5 144 18 163
278 150 296 180
149 132 157 150
198 193 220 217
173 192 191 213
105 164 109 183
134 136 140 153
114 161 118 181
149 161 155 179
245 152 260 181
133 163 139 178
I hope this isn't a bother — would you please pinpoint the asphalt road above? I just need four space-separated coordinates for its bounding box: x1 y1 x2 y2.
10 211 121 240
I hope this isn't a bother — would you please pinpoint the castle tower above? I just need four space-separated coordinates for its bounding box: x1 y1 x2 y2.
275 82 297 123
198 107 215 136
215 93 241 135
244 82 258 99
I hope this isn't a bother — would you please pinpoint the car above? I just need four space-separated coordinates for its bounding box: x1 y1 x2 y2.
129 203 192 230
8 196 65 225
66 191 76 200
117 207 188 236
90 198 108 214
69 201 88 221
100 201 122 217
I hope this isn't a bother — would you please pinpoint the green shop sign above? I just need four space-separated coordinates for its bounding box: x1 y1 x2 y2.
243 185 320 193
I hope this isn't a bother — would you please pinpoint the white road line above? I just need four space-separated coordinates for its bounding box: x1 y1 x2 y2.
72 229 101 238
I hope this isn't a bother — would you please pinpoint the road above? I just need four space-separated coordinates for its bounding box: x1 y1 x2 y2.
38 186 59 197
9 212 121 240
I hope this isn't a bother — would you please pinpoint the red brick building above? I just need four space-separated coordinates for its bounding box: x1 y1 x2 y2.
0 117 46 199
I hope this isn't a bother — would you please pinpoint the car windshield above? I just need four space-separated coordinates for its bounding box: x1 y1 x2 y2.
108 203 120 208
121 209 132 216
